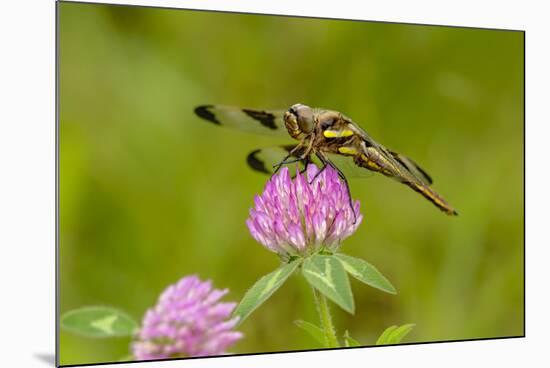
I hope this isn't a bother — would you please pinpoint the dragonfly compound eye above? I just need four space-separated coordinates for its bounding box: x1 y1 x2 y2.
292 104 314 134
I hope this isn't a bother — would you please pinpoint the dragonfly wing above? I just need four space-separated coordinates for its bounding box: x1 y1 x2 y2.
246 146 373 178
325 114 456 215
348 120 431 184
323 152 374 179
194 105 288 136
388 150 433 185
247 145 311 174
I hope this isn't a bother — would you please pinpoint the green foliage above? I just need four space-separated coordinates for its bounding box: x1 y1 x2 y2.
233 260 300 325
335 253 396 294
61 306 138 338
294 320 326 345
343 330 361 347
303 255 355 314
376 324 416 345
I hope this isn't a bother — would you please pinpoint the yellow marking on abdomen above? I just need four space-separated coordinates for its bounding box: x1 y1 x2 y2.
324 129 354 138
414 184 451 210
359 154 383 171
338 146 358 155
366 147 404 176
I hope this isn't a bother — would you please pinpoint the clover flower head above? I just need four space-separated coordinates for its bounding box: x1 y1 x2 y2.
132 275 243 360
246 164 363 258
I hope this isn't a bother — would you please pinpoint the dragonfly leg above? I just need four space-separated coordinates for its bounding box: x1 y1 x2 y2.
308 163 327 184
299 156 311 175
284 156 311 179
272 145 301 174
273 157 304 177
316 152 357 224
273 143 312 175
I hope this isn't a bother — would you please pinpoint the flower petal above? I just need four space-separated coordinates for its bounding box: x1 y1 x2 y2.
246 163 363 256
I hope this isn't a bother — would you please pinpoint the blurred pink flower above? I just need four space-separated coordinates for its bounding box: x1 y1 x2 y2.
246 164 363 258
132 275 242 360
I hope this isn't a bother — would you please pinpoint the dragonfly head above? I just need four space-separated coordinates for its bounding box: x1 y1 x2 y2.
284 103 314 140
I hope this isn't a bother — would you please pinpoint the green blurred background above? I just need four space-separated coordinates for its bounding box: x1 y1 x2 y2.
58 2 524 365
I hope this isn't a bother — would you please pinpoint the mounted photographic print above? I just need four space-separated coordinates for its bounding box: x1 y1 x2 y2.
57 1 524 366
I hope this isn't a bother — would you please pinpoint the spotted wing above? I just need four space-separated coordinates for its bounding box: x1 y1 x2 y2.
247 145 373 178
247 145 301 174
194 105 288 136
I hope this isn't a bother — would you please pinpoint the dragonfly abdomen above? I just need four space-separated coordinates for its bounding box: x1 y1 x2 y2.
353 150 398 178
354 151 458 216
406 182 458 216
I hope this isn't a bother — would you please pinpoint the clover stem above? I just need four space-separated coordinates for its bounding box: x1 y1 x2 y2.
312 287 339 348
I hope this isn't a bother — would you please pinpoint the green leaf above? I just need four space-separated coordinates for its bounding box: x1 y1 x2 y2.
302 255 354 314
61 306 138 338
294 320 325 345
388 323 415 344
343 330 361 347
233 259 300 324
335 253 396 294
376 325 398 345
376 323 415 345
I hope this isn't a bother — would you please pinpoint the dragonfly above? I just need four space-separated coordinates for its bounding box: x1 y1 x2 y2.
194 103 458 216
